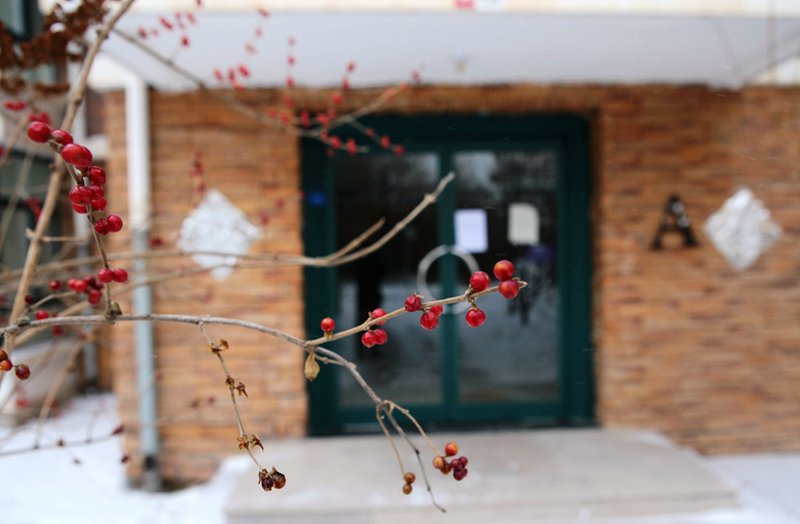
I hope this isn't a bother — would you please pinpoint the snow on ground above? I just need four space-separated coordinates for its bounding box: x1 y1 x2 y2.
0 393 246 524
1 393 798 524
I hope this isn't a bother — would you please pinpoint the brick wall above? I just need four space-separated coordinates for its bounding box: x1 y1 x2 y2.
104 90 306 483
104 84 800 483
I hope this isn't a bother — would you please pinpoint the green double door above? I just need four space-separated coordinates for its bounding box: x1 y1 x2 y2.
303 115 592 434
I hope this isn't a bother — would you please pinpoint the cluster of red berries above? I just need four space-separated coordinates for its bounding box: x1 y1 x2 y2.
27 121 129 300
67 275 106 305
493 259 520 299
403 294 445 330
258 467 287 492
463 260 521 328
432 441 469 481
361 308 388 348
0 350 30 381
98 267 128 284
27 122 122 224
401 471 416 495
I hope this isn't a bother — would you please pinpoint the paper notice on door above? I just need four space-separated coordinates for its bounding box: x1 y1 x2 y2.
455 209 488 253
508 203 539 246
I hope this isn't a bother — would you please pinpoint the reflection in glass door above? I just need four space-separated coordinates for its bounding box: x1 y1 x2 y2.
453 151 560 404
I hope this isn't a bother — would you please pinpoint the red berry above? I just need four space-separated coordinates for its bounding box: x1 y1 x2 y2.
0 360 12 372
112 268 128 283
493 259 515 281
419 311 439 330
404 294 422 312
24 294 34 305
28 111 50 124
370 307 387 325
94 219 110 235
69 186 92 206
51 129 73 145
372 328 388 345
49 279 62 292
453 467 468 481
91 198 107 211
98 268 114 283
361 330 377 348
88 166 106 185
35 310 49 320
14 364 31 380
72 203 88 214
465 307 486 328
106 214 123 233
52 326 64 336
320 317 335 334
68 278 88 293
3 100 26 111
87 289 102 304
469 271 491 292
444 441 459 457
27 121 51 143
432 455 446 470
89 185 104 199
61 143 93 168
499 279 520 299
429 304 444 317
0 350 7 361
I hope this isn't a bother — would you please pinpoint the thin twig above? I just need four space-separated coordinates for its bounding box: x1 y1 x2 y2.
0 434 119 458
386 400 441 457
199 323 265 471
0 112 28 170
0 143 35 252
110 27 403 150
376 406 405 476
381 403 445 513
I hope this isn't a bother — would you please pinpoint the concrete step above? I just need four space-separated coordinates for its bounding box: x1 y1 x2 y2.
225 429 738 524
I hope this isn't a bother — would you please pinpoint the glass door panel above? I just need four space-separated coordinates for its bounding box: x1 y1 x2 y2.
331 153 443 408
453 151 560 404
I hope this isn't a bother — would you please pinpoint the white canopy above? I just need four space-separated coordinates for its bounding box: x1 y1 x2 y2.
91 7 800 90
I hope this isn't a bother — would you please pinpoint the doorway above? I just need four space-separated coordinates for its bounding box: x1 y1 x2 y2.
303 114 592 434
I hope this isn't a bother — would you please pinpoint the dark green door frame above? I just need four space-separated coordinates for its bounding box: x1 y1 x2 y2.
302 114 593 435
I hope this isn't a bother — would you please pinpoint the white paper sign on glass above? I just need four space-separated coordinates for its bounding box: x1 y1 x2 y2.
177 189 261 280
455 208 488 253
704 188 782 272
508 202 539 246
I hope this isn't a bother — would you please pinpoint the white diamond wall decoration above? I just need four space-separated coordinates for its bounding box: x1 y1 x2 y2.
177 189 261 280
703 188 782 272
